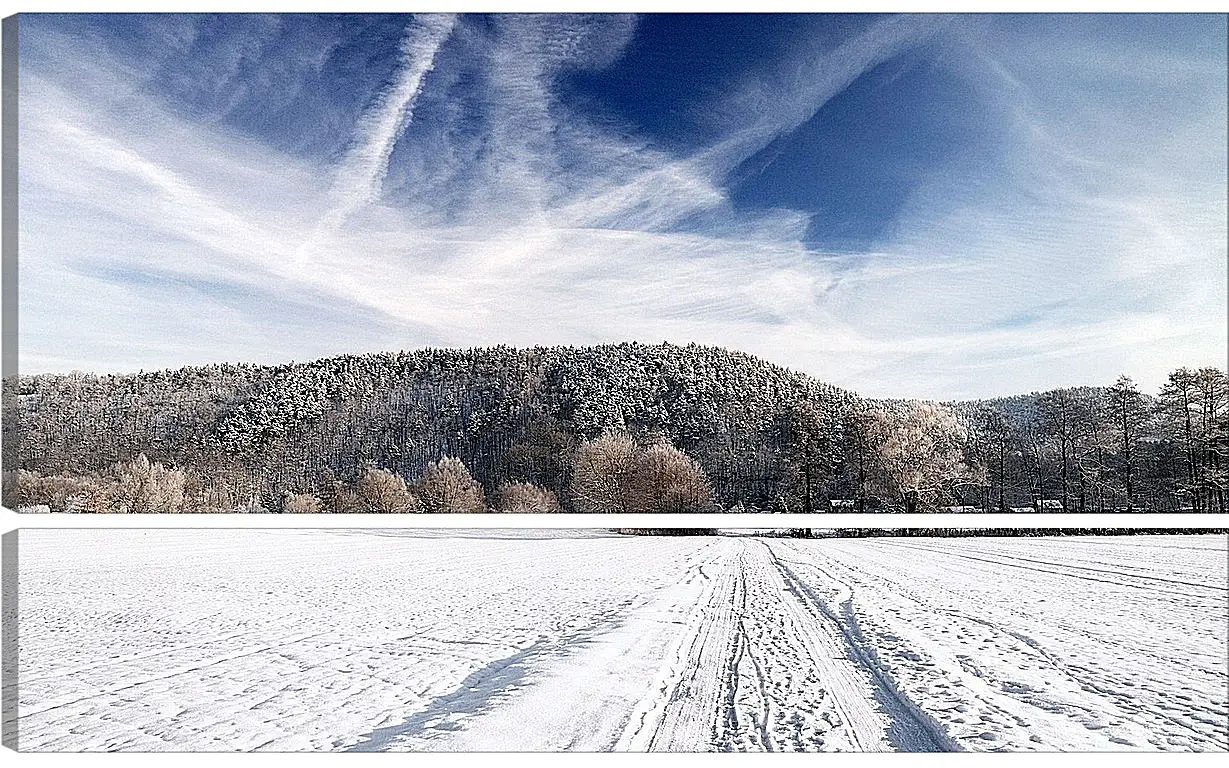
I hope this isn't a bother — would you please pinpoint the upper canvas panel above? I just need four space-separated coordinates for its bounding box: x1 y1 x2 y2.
3 13 1227 513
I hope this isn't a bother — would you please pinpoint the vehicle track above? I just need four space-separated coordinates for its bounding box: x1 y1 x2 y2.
622 538 930 752
703 540 963 752
765 542 960 752
614 540 744 751
872 540 1224 596
20 532 1223 752
798 537 1228 751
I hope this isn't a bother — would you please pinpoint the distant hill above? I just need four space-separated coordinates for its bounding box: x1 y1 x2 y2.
6 343 1224 513
9 343 854 511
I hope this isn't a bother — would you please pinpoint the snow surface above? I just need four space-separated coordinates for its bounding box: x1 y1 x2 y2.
14 531 1228 752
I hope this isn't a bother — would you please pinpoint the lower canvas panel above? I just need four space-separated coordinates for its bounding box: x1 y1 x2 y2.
5 529 1228 752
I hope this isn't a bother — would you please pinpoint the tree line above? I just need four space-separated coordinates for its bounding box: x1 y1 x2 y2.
787 527 1228 539
3 343 1224 513
955 368 1227 513
608 528 1226 537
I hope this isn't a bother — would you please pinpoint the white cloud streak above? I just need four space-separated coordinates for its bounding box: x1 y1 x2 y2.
16 14 1228 400
307 14 457 246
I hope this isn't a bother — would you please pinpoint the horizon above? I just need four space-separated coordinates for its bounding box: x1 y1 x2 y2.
14 339 1222 402
15 13 1228 400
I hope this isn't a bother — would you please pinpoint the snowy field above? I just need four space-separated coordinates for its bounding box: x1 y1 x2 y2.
13 530 1228 752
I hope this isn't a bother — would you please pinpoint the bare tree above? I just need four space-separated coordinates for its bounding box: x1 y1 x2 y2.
1108 375 1148 510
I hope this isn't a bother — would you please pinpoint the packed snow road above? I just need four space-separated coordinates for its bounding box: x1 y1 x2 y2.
14 531 1228 752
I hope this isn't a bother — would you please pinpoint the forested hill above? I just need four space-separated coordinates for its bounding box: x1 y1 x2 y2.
7 343 1226 514
9 343 855 511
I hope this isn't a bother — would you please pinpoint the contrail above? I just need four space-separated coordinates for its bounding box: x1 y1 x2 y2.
305 14 457 249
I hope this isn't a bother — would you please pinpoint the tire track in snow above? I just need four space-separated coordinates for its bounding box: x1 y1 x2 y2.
24 533 1220 752
820 539 1223 678
794 537 1228 751
713 541 918 751
20 532 722 752
348 541 744 752
618 541 744 751
872 540 1224 597
571 538 959 752
719 541 842 750
715 546 755 749
767 542 962 753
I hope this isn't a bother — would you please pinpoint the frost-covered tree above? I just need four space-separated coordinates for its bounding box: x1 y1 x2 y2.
1160 367 1229 512
103 453 186 514
968 405 1013 512
10 340 1221 514
493 481 560 513
502 419 577 496
1076 391 1117 514
570 431 638 514
356 466 423 514
1159 368 1202 510
5 470 94 513
3 470 45 510
1036 389 1099 512
11 342 854 513
841 402 878 512
418 457 486 514
869 403 974 513
282 492 325 514
628 441 718 514
1194 367 1228 512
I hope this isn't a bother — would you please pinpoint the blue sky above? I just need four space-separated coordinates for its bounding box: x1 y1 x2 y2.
16 13 1228 398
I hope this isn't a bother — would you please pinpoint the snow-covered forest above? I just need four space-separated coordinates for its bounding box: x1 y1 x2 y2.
5 343 1226 513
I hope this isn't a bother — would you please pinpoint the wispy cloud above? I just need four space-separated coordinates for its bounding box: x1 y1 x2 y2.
16 14 1228 399
313 14 456 241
